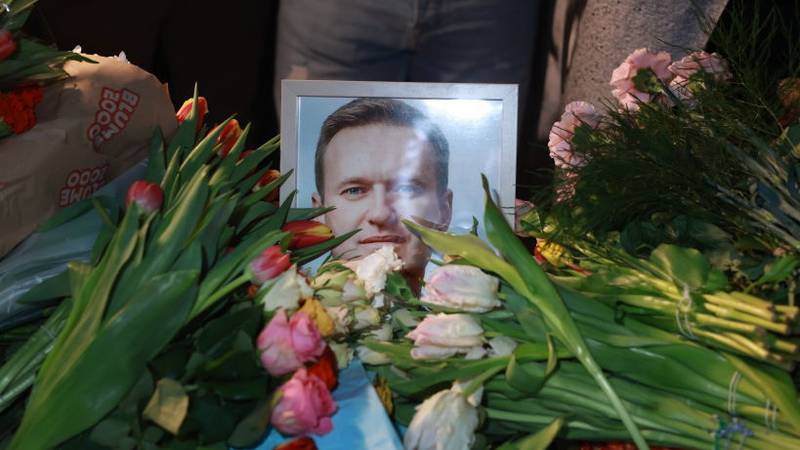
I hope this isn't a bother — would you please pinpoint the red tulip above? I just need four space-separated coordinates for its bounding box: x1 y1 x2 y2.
281 220 333 250
216 119 242 157
256 169 281 203
249 245 291 284
175 96 208 132
125 181 163 214
0 30 17 61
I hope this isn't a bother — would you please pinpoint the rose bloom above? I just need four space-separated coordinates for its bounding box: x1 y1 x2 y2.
313 123 452 287
271 368 337 436
610 48 673 110
547 101 600 169
257 310 325 376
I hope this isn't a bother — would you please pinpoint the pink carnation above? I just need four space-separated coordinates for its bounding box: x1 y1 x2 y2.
610 48 674 110
271 368 337 436
668 51 731 101
547 101 600 169
257 310 326 376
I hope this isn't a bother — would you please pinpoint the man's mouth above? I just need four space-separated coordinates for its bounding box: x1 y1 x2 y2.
358 235 406 244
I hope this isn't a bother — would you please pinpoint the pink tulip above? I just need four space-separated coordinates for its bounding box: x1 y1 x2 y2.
250 245 292 284
271 368 337 436
257 310 326 376
125 181 163 214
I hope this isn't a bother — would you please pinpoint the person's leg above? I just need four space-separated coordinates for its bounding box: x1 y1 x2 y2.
273 0 415 108
410 0 539 103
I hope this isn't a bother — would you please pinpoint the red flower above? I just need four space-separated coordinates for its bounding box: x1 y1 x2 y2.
216 119 243 157
0 86 44 136
281 220 333 250
307 346 338 390
0 30 17 61
175 96 208 132
249 245 291 284
274 437 317 450
125 181 163 214
256 169 281 203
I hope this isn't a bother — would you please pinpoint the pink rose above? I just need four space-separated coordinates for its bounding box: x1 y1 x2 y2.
257 310 326 376
547 101 600 169
271 368 337 436
610 48 674 110
668 51 731 101
288 310 326 362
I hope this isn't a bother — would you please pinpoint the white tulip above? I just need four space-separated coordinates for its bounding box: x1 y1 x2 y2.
406 313 485 360
421 265 501 313
404 382 480 450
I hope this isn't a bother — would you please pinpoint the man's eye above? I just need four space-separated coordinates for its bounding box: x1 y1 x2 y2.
394 184 421 195
341 187 365 197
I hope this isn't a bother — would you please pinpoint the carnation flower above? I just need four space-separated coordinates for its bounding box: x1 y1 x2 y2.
547 101 600 169
668 51 731 102
610 48 674 110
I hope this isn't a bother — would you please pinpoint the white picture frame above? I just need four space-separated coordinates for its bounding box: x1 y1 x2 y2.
280 80 517 278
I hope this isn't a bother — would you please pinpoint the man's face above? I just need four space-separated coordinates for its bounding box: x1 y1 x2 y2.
312 123 452 279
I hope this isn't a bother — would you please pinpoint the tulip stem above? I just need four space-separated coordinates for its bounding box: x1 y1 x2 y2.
461 364 505 399
192 273 250 318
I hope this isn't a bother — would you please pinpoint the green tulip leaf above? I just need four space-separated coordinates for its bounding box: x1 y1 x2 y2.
497 416 564 450
649 244 710 290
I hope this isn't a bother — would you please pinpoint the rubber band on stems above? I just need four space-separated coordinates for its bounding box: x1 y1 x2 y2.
764 399 779 431
727 371 742 416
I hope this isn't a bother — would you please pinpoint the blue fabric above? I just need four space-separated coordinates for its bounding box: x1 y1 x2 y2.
254 360 403 450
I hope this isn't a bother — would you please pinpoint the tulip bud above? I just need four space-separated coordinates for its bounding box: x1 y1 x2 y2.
271 368 336 436
125 181 163 214
249 245 291 285
421 265 501 313
216 119 243 157
406 313 485 360
175 96 208 132
404 382 480 450
255 169 281 203
0 30 17 61
356 345 391 365
282 220 333 250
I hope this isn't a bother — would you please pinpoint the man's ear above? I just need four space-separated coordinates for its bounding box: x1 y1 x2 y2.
311 192 324 223
439 189 453 229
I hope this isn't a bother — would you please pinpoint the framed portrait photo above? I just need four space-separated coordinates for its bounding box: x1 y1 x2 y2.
280 80 517 283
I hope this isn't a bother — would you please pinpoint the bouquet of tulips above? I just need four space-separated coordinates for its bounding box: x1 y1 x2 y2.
361 181 800 450
0 90 356 449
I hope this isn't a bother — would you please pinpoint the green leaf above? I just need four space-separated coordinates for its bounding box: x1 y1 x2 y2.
649 244 710 290
10 270 198 450
37 198 94 232
143 378 190 435
753 254 799 286
496 416 564 450
145 129 167 184
227 400 273 448
16 269 70 305
88 418 130 448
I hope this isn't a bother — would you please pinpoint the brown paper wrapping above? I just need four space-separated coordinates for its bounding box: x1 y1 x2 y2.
0 54 177 257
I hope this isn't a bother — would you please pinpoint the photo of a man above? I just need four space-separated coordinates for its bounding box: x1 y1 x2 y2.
311 99 452 288
283 81 516 290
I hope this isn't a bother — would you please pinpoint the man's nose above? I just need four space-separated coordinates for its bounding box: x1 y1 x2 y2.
366 186 396 226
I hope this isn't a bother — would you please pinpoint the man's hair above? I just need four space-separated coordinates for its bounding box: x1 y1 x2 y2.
314 98 449 196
